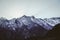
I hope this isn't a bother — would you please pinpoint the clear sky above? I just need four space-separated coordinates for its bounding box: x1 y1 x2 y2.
0 0 60 19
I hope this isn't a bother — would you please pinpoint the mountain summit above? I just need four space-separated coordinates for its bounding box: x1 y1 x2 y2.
0 15 60 40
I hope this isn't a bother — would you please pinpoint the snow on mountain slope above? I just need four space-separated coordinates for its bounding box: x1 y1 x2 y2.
44 17 60 29
0 15 60 39
0 15 60 30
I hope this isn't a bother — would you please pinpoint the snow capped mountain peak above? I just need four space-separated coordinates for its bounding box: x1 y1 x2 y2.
0 15 60 30
0 15 60 39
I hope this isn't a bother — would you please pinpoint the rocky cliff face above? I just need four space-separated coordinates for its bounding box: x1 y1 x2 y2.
0 15 60 40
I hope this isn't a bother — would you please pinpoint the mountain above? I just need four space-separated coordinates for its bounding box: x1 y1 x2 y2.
0 15 60 40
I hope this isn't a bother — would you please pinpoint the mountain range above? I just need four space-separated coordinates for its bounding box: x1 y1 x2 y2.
0 15 60 40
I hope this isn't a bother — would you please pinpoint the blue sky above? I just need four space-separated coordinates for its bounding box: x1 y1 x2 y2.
0 0 60 19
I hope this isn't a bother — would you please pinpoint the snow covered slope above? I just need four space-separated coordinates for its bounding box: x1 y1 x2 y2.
0 15 60 39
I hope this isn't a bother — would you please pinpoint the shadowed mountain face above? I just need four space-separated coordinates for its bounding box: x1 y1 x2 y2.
0 15 60 40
